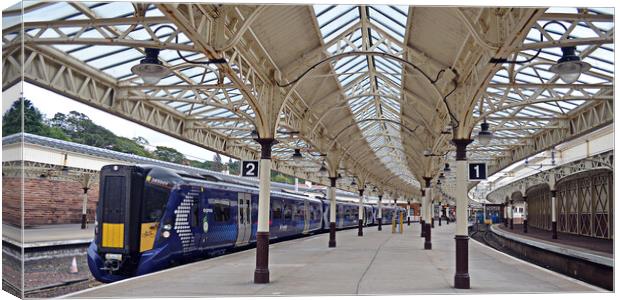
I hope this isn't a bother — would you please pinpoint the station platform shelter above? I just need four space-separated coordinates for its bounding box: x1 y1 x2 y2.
1 2 615 299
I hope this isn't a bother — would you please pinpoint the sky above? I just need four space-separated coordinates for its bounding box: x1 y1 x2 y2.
3 82 224 163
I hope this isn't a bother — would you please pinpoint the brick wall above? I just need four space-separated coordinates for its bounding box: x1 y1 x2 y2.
2 177 99 227
2 177 22 227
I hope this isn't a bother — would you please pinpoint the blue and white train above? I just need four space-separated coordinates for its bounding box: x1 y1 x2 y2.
87 164 403 282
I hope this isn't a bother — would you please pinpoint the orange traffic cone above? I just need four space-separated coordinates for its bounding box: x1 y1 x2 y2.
70 257 78 273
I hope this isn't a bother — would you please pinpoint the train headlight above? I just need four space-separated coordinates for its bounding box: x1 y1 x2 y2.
161 231 171 238
162 224 172 231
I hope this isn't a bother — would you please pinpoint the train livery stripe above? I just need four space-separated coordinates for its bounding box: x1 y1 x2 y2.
102 223 124 248
140 222 159 252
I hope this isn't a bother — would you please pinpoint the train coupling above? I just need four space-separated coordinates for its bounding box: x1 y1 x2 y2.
101 253 122 272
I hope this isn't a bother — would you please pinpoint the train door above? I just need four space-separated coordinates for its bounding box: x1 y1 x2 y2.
235 193 252 246
303 200 310 234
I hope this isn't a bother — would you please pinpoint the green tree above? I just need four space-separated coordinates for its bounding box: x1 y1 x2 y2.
271 171 294 184
227 158 240 175
49 111 116 148
113 137 153 157
154 146 185 164
2 99 70 140
212 153 224 172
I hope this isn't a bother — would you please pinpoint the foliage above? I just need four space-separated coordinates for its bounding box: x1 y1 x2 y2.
271 171 295 184
153 146 185 164
227 158 240 175
2 99 70 140
3 100 258 176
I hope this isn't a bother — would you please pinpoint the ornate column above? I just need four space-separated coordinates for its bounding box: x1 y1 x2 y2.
254 138 277 284
420 190 426 237
453 139 472 289
550 175 558 239
328 176 337 248
423 177 432 250
358 189 364 236
407 200 411 226
522 195 528 233
509 199 514 230
377 194 383 231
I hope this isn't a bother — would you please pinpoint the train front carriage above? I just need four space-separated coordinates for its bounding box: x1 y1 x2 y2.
88 165 182 282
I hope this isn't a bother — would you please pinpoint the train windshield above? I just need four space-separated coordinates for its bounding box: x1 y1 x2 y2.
141 184 170 223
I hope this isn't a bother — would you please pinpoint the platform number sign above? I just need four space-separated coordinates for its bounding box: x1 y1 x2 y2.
468 163 487 181
241 160 259 177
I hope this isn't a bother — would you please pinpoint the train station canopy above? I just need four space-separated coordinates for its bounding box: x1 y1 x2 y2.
2 2 614 201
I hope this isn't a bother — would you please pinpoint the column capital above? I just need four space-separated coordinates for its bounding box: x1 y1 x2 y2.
358 189 364 196
378 194 383 201
254 138 278 159
328 177 337 187
422 176 432 188
451 139 473 161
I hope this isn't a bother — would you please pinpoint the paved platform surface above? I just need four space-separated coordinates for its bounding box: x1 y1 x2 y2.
498 224 612 255
67 222 603 297
2 223 93 247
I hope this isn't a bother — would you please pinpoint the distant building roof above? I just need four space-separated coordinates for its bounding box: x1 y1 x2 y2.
2 133 363 199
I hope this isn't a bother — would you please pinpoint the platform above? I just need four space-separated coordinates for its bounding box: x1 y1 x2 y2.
66 222 603 297
495 224 613 255
490 224 613 267
2 223 93 248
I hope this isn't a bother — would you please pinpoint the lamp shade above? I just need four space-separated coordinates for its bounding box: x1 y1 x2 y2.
131 48 169 84
549 46 590 84
477 122 493 146
292 149 303 161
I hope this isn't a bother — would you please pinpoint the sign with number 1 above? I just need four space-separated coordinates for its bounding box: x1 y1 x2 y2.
468 162 487 181
241 161 259 177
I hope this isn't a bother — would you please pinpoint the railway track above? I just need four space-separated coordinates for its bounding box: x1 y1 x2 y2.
2 241 102 298
469 225 610 290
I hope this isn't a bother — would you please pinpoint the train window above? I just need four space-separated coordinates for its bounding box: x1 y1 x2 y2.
284 205 292 220
141 184 170 223
212 202 231 222
102 176 126 223
272 201 282 220
296 208 304 221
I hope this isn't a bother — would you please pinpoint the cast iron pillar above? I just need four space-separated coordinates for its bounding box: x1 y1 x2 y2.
377 195 383 231
407 201 411 226
423 177 432 250
328 177 337 248
254 138 277 284
453 139 472 289
551 190 558 239
431 201 435 229
420 189 426 237
358 189 364 236
522 196 528 233
509 200 514 230
81 187 89 229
